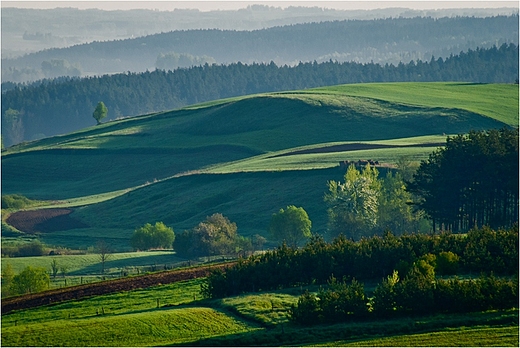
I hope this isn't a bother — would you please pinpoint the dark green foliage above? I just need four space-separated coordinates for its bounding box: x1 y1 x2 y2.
292 271 518 325
130 222 175 251
202 226 518 299
2 44 518 145
408 128 519 232
3 240 46 257
290 278 369 325
394 263 436 315
289 290 321 325
371 271 400 317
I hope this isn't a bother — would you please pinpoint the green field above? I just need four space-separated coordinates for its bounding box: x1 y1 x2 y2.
314 326 519 347
1 82 517 249
1 251 182 275
2 275 517 346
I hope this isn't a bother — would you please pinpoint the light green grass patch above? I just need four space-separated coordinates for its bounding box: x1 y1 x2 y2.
308 82 519 126
218 292 300 326
1 278 204 326
1 306 258 347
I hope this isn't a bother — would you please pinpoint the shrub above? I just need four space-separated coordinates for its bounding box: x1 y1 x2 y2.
289 290 321 325
16 240 45 257
1 194 36 209
436 251 460 275
131 222 175 251
10 266 50 295
371 270 400 317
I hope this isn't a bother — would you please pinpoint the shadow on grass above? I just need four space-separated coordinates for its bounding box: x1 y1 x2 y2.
167 309 518 347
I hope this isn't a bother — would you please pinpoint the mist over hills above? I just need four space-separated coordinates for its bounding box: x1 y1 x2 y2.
3 5 517 59
2 15 518 83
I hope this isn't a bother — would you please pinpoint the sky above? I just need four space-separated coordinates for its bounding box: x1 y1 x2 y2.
2 1 518 11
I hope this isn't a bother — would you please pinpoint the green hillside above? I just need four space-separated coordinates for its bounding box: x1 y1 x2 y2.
2 82 517 249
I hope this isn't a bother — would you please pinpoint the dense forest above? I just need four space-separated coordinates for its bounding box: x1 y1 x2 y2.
2 15 518 81
2 43 518 147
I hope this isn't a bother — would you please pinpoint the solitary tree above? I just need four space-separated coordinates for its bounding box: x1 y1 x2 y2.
50 259 59 279
93 101 108 125
96 239 112 274
269 205 312 248
174 213 239 258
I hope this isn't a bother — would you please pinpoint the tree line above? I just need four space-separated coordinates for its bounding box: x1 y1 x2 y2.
290 268 518 325
201 225 518 299
2 44 518 146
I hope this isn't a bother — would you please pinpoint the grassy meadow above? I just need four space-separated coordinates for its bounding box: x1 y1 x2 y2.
2 275 517 346
2 82 516 250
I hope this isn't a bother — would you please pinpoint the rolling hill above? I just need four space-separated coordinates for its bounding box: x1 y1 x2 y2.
2 82 517 250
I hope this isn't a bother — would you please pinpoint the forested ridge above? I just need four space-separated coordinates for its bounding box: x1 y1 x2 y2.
2 44 518 147
2 15 517 81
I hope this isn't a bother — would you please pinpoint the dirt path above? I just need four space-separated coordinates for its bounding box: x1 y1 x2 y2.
1 262 235 314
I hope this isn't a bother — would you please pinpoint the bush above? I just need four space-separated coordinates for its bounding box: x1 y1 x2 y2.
289 290 321 325
290 277 368 325
436 251 460 275
16 240 45 257
1 194 36 209
372 271 400 317
131 222 175 251
10 266 49 295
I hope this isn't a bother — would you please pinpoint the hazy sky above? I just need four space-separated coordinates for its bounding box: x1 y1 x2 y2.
2 1 518 11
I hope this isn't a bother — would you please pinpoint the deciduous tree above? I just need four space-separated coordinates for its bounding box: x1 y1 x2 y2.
93 101 108 125
269 205 312 248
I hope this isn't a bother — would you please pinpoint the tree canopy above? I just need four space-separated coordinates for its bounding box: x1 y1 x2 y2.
174 213 243 258
407 128 519 232
269 205 312 247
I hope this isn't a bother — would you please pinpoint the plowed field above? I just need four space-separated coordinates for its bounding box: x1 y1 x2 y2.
1 262 235 314
6 208 88 233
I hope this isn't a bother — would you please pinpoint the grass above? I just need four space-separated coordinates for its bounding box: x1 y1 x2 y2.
1 277 260 347
1 82 516 249
1 250 184 276
1 306 258 347
315 325 519 346
309 82 519 126
2 272 517 347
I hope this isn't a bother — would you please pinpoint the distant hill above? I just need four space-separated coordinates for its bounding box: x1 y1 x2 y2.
3 6 517 60
2 15 518 82
2 44 518 147
2 82 517 249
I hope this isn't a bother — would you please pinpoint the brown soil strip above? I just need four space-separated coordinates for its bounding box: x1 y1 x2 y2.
6 208 89 233
1 262 236 315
